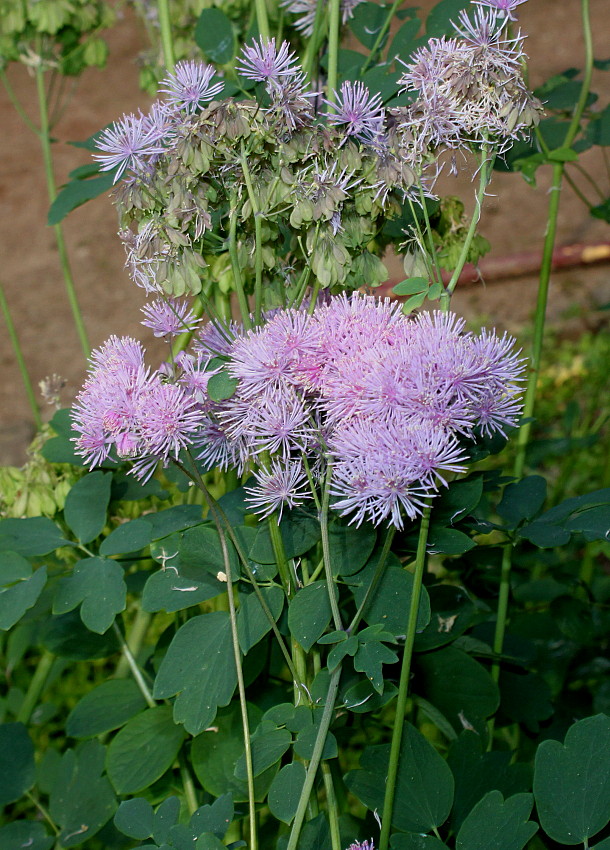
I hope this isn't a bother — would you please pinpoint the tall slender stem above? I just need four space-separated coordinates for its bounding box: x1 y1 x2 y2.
320 462 343 631
440 146 493 311
360 0 402 74
240 146 264 323
489 0 593 746
0 281 43 429
254 0 270 41
114 609 152 680
157 0 176 70
229 205 252 329
112 623 156 708
286 667 342 850
348 527 396 633
326 0 341 108
17 651 55 724
379 506 431 850
35 58 90 358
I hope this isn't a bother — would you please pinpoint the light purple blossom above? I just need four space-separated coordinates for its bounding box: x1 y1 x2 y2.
236 37 300 82
158 61 224 113
266 72 318 131
281 0 365 36
326 81 386 146
93 113 165 182
245 458 310 520
141 297 200 338
473 0 528 22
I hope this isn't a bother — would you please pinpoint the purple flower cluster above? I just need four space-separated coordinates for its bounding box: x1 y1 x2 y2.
73 296 524 527
72 336 200 481
397 6 542 155
93 60 225 183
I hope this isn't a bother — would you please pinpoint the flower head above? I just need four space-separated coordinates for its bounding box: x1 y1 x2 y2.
93 113 165 182
326 81 386 146
236 37 300 82
141 297 200 338
245 458 310 520
158 61 224 113
473 0 528 21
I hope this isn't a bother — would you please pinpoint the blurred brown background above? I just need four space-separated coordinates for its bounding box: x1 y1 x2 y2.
1 0 609 464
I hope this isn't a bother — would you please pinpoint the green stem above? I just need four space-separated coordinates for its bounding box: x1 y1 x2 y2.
17 651 55 724
320 463 343 631
0 69 39 134
157 0 176 70
114 609 152 680
215 516 257 850
254 0 270 41
240 147 264 323
563 169 594 208
26 791 60 836
304 0 327 84
179 755 199 814
489 0 593 748
268 512 293 595
361 0 402 73
513 161 564 479
177 454 309 701
322 762 342 850
286 668 342 850
379 506 431 850
229 205 252 329
0 281 43 429
440 145 493 311
35 58 90 358
326 0 341 108
112 623 156 708
348 527 396 633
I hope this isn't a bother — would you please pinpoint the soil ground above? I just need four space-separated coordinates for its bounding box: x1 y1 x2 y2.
1 0 609 465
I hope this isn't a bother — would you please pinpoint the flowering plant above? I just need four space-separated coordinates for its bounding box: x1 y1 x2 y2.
1 1 610 849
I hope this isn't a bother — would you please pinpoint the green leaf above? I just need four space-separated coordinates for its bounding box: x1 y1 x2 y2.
106 706 186 794
427 527 476 555
42 610 120 660
152 796 180 845
546 146 579 162
191 702 277 802
447 731 531 831
49 740 117 847
499 671 553 733
178 525 240 581
0 517 69 556
190 794 233 839
390 17 422 62
0 723 35 805
517 522 571 548
235 727 292 780
53 557 126 634
249 511 321 564
113 798 154 840
341 678 398 713
415 585 476 651
0 567 47 630
416 646 500 735
99 519 153 555
48 171 116 225
426 0 470 37
402 291 428 313
391 835 448 850
142 568 225 614
67 680 148 738
353 638 398 693
456 791 537 850
345 724 454 832
207 370 238 401
63 472 112 543
288 581 332 651
350 563 431 637
534 714 610 845
585 104 610 145
349 1 388 49
194 8 234 64
497 476 547 529
196 834 227 850
237 585 284 653
432 476 483 525
153 612 238 735
0 822 54 850
550 594 595 643
392 276 429 296
268 762 307 824
328 521 376 576
0 551 33 583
